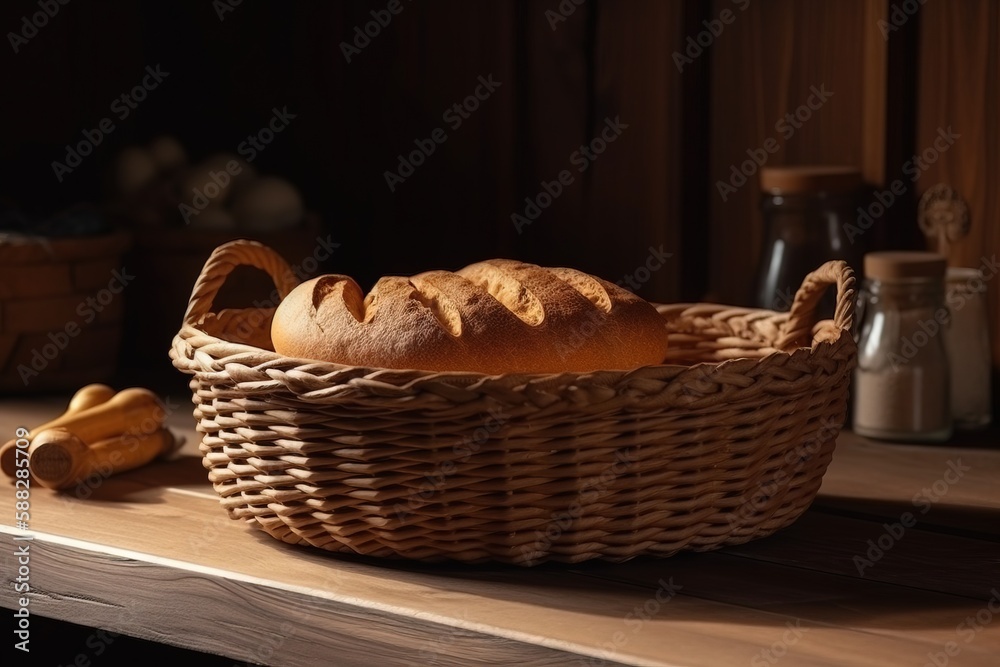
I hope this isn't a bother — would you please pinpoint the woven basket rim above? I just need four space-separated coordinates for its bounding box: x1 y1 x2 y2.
172 307 841 383
170 239 857 388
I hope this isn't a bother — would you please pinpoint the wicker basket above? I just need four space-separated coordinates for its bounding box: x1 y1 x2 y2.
170 240 857 565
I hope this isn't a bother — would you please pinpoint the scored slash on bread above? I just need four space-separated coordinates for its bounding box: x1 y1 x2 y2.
271 259 668 373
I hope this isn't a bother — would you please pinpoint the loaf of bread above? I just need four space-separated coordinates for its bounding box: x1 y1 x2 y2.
270 259 668 373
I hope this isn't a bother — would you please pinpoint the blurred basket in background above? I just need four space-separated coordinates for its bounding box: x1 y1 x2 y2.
121 213 324 388
0 229 131 393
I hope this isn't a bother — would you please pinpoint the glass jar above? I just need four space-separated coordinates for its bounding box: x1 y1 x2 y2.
853 252 951 442
944 267 992 429
756 166 865 315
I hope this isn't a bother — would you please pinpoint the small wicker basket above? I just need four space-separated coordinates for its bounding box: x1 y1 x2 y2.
1 229 131 393
171 240 856 565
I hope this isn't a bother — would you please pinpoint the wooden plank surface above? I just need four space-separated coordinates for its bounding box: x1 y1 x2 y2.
815 432 1000 538
1 396 998 666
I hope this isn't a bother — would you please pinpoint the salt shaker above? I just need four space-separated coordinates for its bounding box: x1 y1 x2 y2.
944 267 992 429
853 252 951 442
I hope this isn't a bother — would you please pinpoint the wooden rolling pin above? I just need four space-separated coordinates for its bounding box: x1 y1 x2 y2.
0 383 115 478
28 427 175 490
28 387 164 446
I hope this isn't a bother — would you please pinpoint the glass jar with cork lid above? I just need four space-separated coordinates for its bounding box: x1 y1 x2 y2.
755 166 865 314
852 251 952 442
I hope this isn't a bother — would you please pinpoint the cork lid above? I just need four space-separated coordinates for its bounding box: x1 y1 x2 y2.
759 166 862 194
864 251 947 280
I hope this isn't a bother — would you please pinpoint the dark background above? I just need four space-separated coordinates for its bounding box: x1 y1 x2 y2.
2 1 999 663
4 1 701 296
4 0 997 392
0 0 935 391
1 0 929 299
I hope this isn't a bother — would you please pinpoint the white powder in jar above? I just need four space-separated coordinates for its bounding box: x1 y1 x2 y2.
852 293 951 441
853 252 953 442
853 365 950 439
944 268 992 429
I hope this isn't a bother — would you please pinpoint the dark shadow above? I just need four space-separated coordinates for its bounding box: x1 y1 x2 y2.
27 616 236 667
229 499 1000 633
811 495 1000 543
50 454 209 504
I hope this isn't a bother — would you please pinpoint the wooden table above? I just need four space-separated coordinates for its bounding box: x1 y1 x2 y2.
1 395 998 666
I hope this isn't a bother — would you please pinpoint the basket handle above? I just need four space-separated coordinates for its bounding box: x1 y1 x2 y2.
775 260 856 351
183 239 300 326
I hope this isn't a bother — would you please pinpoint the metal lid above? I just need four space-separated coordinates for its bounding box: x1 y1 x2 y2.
863 251 947 281
759 166 862 194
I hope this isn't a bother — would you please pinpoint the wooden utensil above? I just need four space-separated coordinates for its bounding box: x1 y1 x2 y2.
0 383 116 478
28 427 175 491
29 387 165 447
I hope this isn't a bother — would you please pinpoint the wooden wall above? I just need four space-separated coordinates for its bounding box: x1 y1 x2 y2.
2 0 999 382
707 0 891 305
351 0 689 303
916 0 1000 366
0 1 691 303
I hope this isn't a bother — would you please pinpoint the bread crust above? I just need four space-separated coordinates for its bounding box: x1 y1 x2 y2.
270 259 668 373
